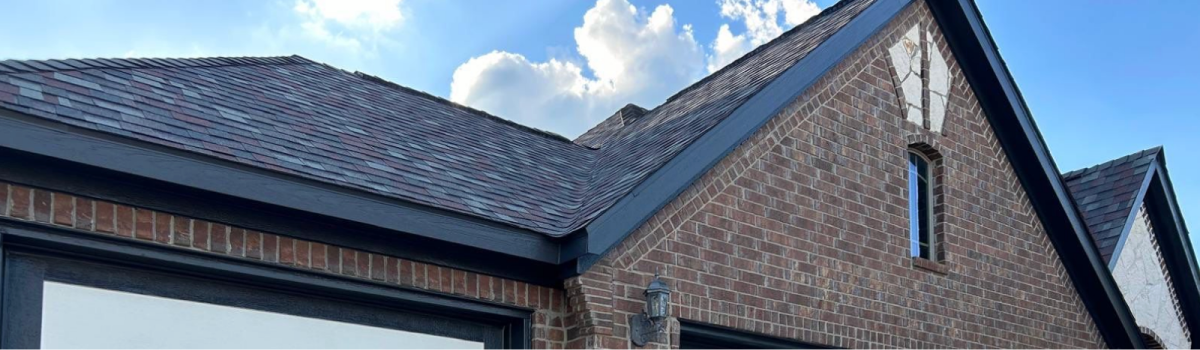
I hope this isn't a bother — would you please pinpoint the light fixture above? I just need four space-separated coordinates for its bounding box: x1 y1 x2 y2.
630 272 671 347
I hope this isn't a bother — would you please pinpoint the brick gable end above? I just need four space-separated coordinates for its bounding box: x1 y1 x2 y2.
564 1 1106 348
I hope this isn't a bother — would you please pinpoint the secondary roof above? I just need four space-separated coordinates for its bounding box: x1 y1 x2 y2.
1063 147 1162 263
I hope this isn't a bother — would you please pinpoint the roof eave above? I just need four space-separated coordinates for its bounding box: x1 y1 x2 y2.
0 108 566 284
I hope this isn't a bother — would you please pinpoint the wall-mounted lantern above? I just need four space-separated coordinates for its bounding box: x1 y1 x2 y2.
630 273 671 347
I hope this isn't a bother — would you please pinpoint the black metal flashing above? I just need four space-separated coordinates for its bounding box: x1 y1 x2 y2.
926 0 1141 347
0 109 562 269
571 0 913 273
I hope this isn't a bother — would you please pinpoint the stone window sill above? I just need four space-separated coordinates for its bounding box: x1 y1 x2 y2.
912 257 948 275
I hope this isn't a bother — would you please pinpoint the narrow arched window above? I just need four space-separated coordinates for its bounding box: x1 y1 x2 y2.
908 151 934 260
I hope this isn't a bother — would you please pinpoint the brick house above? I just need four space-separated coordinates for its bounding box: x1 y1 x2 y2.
0 0 1195 348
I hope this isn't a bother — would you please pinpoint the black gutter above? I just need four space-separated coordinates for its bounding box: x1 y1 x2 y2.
0 148 563 286
568 0 914 273
1143 156 1200 346
0 109 564 284
926 0 1141 347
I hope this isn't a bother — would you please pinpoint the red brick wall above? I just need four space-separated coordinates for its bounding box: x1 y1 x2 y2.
0 181 569 349
563 1 1106 348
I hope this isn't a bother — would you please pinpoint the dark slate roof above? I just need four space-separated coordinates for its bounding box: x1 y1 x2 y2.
1062 147 1162 263
0 0 874 236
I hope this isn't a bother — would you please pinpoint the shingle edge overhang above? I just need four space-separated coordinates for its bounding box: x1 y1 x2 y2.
1129 154 1200 346
564 0 913 272
0 108 565 284
926 0 1142 347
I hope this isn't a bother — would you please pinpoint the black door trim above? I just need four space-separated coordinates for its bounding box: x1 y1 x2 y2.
679 320 831 349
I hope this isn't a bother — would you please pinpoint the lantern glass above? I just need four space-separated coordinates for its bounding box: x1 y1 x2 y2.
647 290 669 320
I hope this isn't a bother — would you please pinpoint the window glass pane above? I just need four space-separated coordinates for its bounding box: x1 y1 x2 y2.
917 165 931 260
908 152 934 260
40 281 485 349
908 153 920 257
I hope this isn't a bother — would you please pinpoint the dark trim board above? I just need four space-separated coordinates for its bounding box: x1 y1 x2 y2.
926 0 1142 347
0 220 532 348
0 134 562 286
569 0 914 273
0 110 559 265
1141 158 1200 346
1106 164 1160 269
679 320 831 349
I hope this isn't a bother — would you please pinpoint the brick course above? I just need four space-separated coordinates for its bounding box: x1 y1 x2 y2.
563 1 1105 348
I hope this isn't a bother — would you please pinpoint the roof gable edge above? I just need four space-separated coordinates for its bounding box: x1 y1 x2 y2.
926 0 1142 347
1143 153 1200 344
564 0 912 272
1106 163 1159 269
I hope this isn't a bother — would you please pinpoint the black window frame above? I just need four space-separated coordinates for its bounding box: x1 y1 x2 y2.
907 151 935 260
0 220 532 349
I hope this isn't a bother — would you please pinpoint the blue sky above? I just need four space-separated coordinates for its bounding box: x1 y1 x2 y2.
1 0 1197 250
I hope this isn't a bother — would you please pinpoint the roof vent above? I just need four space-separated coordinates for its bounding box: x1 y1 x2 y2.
617 104 648 126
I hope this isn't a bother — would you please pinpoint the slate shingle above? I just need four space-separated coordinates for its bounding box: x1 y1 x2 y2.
1062 146 1161 263
0 0 874 236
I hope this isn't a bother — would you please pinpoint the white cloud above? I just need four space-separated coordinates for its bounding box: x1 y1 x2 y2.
451 52 589 127
707 24 752 73
292 0 404 52
449 0 824 137
707 0 820 72
450 0 704 138
780 0 821 26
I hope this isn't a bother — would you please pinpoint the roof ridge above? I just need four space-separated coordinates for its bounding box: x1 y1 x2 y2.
1062 145 1163 179
348 70 583 146
646 0 864 112
0 55 314 75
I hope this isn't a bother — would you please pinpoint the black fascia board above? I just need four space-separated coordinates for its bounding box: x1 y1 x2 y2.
926 0 1141 347
0 110 561 268
0 148 563 285
1143 156 1200 345
569 0 914 273
1105 162 1159 268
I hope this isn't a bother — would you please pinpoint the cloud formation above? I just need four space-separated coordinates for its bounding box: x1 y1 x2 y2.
292 0 405 52
708 0 821 72
450 0 821 138
451 0 703 137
